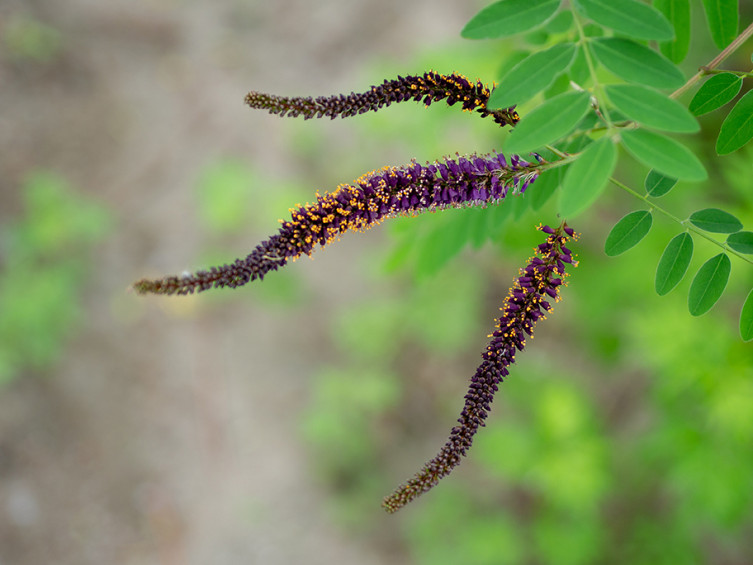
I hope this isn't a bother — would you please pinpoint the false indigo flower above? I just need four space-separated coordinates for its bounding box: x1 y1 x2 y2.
244 71 519 127
382 222 577 513
132 152 543 296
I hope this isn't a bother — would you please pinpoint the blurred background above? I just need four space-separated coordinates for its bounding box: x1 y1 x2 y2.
1 0 752 564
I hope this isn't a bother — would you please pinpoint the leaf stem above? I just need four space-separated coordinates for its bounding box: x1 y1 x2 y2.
609 176 753 266
571 11 613 127
671 21 753 99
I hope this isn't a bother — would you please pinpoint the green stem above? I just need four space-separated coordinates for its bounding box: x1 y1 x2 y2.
609 176 753 266
571 11 612 127
671 21 753 99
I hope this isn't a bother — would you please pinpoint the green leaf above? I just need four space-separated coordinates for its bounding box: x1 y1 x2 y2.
529 167 560 210
461 0 562 39
544 10 573 33
716 89 753 155
573 0 674 40
568 44 590 85
688 253 731 316
740 289 753 341
726 231 753 254
654 0 691 63
604 210 653 256
606 84 698 132
644 169 678 197
559 137 617 217
689 73 743 116
701 0 738 49
590 37 685 89
489 43 577 108
688 208 743 233
506 91 591 154
655 232 693 295
621 129 707 181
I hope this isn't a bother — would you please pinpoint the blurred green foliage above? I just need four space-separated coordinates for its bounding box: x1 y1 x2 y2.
0 172 110 384
3 14 62 63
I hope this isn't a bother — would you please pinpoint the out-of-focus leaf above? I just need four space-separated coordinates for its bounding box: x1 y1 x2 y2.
569 44 590 85
461 0 561 39
740 289 753 341
621 129 707 181
688 208 743 233
716 90 753 155
655 232 693 295
701 0 738 49
529 167 561 210
688 253 731 316
644 169 678 197
688 73 742 116
590 37 685 88
489 43 576 108
506 90 591 154
573 0 674 40
544 10 573 33
604 210 653 256
654 0 691 63
606 84 698 132
559 137 617 218
726 231 753 254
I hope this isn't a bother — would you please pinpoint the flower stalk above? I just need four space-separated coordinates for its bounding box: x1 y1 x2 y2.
382 222 577 513
245 71 519 127
133 153 543 295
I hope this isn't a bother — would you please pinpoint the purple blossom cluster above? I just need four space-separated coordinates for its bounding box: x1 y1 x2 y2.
382 223 577 513
132 153 542 296
244 71 519 127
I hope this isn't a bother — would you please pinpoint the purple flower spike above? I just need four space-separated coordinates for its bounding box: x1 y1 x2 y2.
381 222 578 513
132 153 543 296
244 71 519 128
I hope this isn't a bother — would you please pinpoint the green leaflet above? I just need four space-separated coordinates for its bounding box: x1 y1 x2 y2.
505 90 591 154
688 208 743 234
461 0 561 39
655 232 693 295
716 89 753 155
606 84 698 132
644 169 678 197
688 253 731 316
620 129 707 181
529 167 561 211
573 0 674 40
544 10 573 33
604 210 653 256
489 43 576 108
654 0 691 63
701 0 738 49
559 137 617 218
590 37 685 89
740 289 753 341
689 73 742 116
726 231 753 254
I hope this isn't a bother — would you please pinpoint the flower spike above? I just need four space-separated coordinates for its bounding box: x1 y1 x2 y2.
244 71 519 127
382 222 577 513
132 153 542 296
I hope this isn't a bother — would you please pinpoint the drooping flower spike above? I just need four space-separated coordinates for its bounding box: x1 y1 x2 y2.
245 71 519 128
382 222 577 513
132 152 543 296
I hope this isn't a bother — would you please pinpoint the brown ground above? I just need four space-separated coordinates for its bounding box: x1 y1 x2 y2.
0 1 479 563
